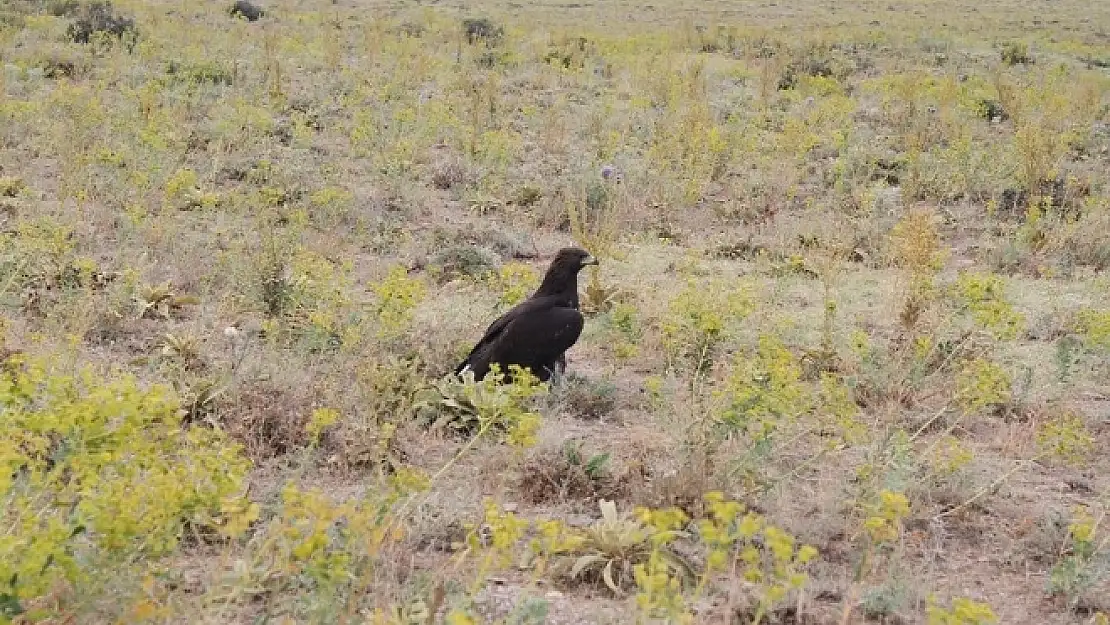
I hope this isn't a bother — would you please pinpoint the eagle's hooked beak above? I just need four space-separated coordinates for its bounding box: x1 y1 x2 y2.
581 254 599 267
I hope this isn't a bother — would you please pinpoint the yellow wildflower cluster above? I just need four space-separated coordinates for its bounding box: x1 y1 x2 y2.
489 261 539 308
715 334 809 441
955 358 1012 414
1075 307 1110 350
926 596 999 625
863 490 911 544
951 272 1025 341
660 278 755 373
693 492 818 622
372 264 429 341
1036 412 1095 466
0 355 251 606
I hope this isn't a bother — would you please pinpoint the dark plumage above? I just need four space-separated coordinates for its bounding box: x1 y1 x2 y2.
455 247 598 383
230 0 265 21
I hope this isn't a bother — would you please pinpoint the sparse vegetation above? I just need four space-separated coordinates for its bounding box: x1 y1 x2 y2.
2 0 1109 622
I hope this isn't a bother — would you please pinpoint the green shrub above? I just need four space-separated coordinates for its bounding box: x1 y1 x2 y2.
1000 41 1032 65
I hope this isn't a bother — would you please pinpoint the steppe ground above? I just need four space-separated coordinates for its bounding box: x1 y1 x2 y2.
2 0 1110 623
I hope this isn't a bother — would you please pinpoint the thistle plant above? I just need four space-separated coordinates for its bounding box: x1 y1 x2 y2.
565 500 694 596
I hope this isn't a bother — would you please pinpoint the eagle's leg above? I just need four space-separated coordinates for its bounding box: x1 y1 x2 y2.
543 354 567 387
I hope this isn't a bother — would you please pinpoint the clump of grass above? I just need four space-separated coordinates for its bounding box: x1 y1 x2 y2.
430 224 535 261
429 244 501 283
326 356 423 472
134 281 199 321
517 440 621 504
370 264 428 343
255 244 402 353
430 153 468 190
163 167 220 211
552 372 618 420
778 45 847 90
486 260 539 308
1052 209 1110 270
196 469 432 622
713 333 810 445
0 177 28 219
841 487 914 623
595 302 643 361
568 176 623 314
35 51 86 79
950 271 1025 340
165 60 234 87
1075 307 1110 350
218 378 319 460
0 177 26 198
691 491 819 623
45 0 81 17
886 207 946 331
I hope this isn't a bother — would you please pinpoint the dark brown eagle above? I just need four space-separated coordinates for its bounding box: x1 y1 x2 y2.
454 247 598 383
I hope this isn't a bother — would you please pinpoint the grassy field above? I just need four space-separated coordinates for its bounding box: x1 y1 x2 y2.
2 0 1110 623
